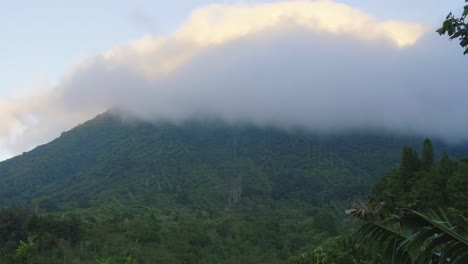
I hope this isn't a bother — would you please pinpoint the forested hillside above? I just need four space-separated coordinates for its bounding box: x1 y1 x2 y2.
0 111 435 212
289 139 468 263
0 111 467 263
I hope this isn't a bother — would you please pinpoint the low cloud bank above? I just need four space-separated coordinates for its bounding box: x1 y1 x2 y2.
1 0 467 160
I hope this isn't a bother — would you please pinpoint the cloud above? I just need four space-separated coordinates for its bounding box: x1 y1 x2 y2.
1 0 466 160
103 0 427 76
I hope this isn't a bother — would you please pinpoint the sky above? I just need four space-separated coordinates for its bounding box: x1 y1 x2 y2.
1 0 467 161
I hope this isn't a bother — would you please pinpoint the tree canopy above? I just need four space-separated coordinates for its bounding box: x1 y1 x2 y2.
437 1 468 55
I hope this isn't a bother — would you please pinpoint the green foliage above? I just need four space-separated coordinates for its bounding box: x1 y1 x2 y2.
96 257 111 264
0 208 84 263
14 236 35 264
313 212 338 236
286 235 368 264
0 208 30 250
410 168 445 209
399 145 420 193
0 112 444 213
371 168 400 199
0 113 468 263
0 198 350 263
289 139 468 264
373 139 468 214
436 1 468 55
362 140 468 263
348 199 468 263
447 161 468 214
124 255 139 264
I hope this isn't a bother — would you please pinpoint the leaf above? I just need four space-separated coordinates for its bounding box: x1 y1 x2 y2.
414 210 468 246
460 38 468 47
451 30 463 39
350 200 468 263
448 24 456 36
399 227 435 261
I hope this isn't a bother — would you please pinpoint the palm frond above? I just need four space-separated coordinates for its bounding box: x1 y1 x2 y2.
349 199 468 263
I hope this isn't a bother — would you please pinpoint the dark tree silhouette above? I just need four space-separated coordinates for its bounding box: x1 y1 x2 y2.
437 1 468 55
421 138 435 171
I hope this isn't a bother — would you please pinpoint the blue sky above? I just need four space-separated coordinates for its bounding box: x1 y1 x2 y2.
0 0 462 96
0 0 467 161
1 0 271 95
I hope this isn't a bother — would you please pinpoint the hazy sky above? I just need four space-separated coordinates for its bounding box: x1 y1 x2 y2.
1 0 467 161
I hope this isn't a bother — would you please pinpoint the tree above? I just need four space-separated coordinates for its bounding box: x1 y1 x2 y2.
447 160 468 215
286 234 367 264
314 212 338 235
440 152 458 177
96 258 111 264
436 1 468 55
0 208 30 250
14 236 36 264
400 146 420 193
411 169 444 209
421 138 435 171
438 152 457 202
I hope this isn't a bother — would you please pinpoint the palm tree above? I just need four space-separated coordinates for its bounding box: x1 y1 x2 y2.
346 197 468 263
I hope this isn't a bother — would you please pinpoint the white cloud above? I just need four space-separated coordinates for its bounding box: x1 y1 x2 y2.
103 0 426 76
0 0 465 161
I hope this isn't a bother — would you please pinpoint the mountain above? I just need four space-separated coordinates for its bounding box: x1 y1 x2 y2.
1 111 468 263
0 111 464 214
